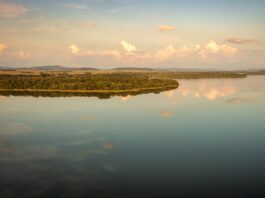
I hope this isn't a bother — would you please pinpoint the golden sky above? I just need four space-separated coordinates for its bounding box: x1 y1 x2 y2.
0 0 264 69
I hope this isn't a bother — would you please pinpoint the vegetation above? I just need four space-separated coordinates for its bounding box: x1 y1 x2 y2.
0 71 248 98
148 71 247 79
0 87 175 99
0 72 178 92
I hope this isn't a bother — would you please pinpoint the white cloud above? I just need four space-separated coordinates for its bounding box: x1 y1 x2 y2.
205 40 220 53
67 40 238 67
154 45 190 61
0 3 27 18
155 45 176 61
151 40 237 65
203 40 237 56
68 44 121 59
0 42 31 60
121 41 137 53
69 44 80 55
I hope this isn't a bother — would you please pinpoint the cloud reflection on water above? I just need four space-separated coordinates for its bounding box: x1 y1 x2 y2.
164 76 265 103
0 76 265 197
226 97 257 104
176 81 236 101
120 95 133 102
160 111 174 117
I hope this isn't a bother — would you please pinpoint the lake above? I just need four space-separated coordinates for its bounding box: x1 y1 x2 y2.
0 76 265 197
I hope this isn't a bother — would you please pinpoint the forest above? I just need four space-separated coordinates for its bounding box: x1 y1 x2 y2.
147 71 247 79
0 71 248 94
0 72 178 91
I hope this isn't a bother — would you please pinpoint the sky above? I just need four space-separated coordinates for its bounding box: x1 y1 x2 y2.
0 0 264 69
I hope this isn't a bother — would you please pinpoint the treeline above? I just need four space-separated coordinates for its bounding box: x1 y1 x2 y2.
148 72 247 79
0 73 178 91
0 71 246 93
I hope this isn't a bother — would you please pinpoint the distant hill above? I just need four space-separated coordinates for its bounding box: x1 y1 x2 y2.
1 66 264 73
247 68 265 72
0 65 98 71
76 67 99 71
112 67 155 71
22 65 67 71
160 68 217 72
0 66 13 70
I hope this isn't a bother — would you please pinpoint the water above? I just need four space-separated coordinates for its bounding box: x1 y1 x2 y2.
0 76 265 197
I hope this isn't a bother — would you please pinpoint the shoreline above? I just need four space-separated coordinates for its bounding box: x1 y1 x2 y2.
0 85 178 94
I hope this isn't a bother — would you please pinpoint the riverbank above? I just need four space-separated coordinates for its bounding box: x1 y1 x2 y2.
0 84 178 94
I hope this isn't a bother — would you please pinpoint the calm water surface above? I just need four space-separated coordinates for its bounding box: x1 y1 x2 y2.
0 76 265 197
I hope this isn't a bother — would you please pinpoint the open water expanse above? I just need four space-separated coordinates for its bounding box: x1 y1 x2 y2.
0 76 265 197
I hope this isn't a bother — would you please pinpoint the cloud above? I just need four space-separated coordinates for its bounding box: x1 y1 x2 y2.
62 3 89 10
226 37 257 45
68 44 122 59
154 41 234 63
121 41 137 53
0 3 27 18
159 26 176 32
0 42 31 60
0 43 8 53
69 44 80 55
204 40 237 55
68 40 238 67
155 45 176 61
155 45 190 61
160 111 174 117
198 40 237 58
204 40 221 53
